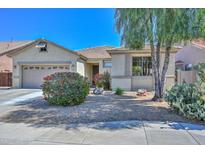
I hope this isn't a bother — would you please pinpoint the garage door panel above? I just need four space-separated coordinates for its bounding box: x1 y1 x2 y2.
22 65 70 88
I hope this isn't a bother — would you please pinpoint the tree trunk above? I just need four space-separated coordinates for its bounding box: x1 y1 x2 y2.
151 45 160 101
160 44 171 98
148 9 161 101
155 42 162 100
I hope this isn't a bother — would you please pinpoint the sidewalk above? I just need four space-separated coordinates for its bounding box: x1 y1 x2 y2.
0 120 204 145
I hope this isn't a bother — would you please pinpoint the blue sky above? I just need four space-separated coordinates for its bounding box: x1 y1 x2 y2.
0 8 120 50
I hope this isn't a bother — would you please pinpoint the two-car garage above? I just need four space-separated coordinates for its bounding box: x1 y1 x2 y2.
22 65 70 88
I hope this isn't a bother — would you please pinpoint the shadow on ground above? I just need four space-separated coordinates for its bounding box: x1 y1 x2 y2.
0 94 204 130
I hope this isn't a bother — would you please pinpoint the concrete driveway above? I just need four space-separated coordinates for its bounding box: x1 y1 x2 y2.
0 89 42 115
0 89 42 105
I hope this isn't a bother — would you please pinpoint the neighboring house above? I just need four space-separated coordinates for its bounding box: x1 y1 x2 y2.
0 41 26 72
176 40 205 70
0 55 12 73
175 39 205 84
1 38 178 90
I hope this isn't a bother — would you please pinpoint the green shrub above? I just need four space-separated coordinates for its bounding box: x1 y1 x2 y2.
115 87 124 95
93 71 111 90
165 83 205 121
132 66 142 76
194 63 205 83
42 72 90 106
101 71 111 90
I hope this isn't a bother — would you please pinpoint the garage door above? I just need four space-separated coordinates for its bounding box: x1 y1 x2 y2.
22 65 70 88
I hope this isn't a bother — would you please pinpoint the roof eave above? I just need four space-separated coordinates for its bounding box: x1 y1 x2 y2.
0 41 35 57
107 48 179 55
1 38 87 59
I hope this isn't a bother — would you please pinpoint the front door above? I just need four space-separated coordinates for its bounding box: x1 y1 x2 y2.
92 65 99 85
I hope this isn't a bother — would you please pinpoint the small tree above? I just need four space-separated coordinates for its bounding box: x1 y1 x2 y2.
101 71 111 90
115 8 205 101
93 71 111 90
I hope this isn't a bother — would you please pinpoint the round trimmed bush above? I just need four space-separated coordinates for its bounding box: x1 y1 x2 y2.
42 72 90 106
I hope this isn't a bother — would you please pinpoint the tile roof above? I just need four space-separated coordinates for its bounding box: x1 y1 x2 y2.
0 40 34 55
192 39 205 48
76 46 114 59
0 39 86 59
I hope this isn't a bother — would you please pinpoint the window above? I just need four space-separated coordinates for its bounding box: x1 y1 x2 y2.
103 60 112 68
36 42 47 52
40 47 47 52
29 66 34 70
59 66 64 69
132 57 152 76
35 66 40 70
185 64 193 71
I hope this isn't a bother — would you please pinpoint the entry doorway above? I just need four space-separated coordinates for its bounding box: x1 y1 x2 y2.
92 65 99 85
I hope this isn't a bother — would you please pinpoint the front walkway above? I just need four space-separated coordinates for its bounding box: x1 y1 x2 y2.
0 120 204 144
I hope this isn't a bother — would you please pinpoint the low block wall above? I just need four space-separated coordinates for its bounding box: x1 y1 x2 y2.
131 76 153 91
111 77 132 91
177 70 197 84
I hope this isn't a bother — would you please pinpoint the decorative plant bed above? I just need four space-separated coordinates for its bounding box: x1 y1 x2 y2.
136 89 147 96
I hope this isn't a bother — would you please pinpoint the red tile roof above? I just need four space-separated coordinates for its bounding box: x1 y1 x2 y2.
0 40 34 55
76 46 114 59
0 41 33 72
192 39 205 48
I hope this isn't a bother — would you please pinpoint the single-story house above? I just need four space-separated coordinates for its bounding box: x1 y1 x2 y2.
175 39 205 84
176 39 205 70
0 38 178 90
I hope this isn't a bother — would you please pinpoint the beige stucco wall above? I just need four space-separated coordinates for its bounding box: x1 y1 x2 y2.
111 52 176 91
131 76 154 91
12 42 81 88
85 63 92 81
99 59 112 74
111 54 133 90
111 54 126 76
111 77 132 91
177 70 197 84
77 60 86 76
